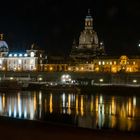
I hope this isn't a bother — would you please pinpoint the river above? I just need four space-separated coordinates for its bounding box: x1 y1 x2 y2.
0 90 140 131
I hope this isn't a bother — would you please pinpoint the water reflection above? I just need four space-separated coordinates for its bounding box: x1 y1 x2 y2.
0 91 140 131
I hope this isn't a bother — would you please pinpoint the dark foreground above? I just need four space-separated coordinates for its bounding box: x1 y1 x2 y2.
0 117 140 140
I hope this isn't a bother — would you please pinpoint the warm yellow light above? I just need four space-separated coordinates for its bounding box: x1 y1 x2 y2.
10 77 14 80
111 67 117 73
133 79 137 83
18 67 21 71
99 78 103 82
80 96 84 116
68 67 71 71
81 67 84 70
38 77 42 81
49 94 53 113
49 67 53 71
76 67 79 71
95 67 99 72
2 67 5 70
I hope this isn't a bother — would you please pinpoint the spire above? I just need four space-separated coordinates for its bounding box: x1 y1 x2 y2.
0 34 3 40
85 9 93 30
88 9 91 16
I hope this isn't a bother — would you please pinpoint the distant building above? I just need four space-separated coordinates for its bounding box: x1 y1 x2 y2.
0 9 140 74
70 9 105 62
0 34 45 71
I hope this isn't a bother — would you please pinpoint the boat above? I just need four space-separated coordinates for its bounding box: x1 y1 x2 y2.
41 84 81 93
0 80 21 92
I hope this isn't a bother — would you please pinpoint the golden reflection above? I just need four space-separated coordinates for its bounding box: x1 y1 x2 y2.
17 92 21 117
110 97 116 128
76 95 79 115
111 96 116 115
33 92 37 112
44 99 47 113
120 104 126 118
2 94 5 109
90 95 94 113
128 98 132 117
49 94 53 113
67 94 71 114
111 116 116 128
80 95 84 116
95 96 98 112
133 97 136 117
0 91 139 131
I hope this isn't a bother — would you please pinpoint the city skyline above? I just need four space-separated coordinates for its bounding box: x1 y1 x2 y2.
0 0 140 56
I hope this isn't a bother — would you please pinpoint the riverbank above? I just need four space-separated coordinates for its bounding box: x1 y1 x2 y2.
78 84 140 95
0 117 140 140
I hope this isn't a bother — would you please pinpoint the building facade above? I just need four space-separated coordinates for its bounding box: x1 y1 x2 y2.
0 35 45 71
70 9 105 62
0 10 140 74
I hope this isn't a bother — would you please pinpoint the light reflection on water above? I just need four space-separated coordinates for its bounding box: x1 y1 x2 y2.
0 91 140 131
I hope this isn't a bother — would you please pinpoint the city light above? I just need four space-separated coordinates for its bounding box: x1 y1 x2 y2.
61 74 72 84
99 78 103 82
10 77 14 80
133 79 137 83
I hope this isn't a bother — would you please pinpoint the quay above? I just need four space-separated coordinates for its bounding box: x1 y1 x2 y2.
0 117 140 140
0 71 140 85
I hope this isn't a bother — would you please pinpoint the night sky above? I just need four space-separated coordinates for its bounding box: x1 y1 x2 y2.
1 0 140 56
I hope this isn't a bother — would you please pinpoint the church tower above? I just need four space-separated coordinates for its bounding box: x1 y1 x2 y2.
70 9 105 62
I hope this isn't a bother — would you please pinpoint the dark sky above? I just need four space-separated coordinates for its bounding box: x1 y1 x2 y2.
1 0 140 56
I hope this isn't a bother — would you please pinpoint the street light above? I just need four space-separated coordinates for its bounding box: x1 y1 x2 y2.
133 79 137 83
99 78 104 82
61 74 72 85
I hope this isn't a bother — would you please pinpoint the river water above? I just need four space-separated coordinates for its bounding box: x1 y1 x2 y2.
0 90 140 131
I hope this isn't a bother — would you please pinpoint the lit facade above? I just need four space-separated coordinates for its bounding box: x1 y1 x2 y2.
44 55 140 73
70 9 105 61
0 37 44 71
0 10 140 73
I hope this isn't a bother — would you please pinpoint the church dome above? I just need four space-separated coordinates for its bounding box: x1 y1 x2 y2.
0 40 9 52
79 30 98 46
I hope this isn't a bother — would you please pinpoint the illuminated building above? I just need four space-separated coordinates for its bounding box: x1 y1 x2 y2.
0 10 140 74
0 35 45 71
70 9 105 62
45 10 140 73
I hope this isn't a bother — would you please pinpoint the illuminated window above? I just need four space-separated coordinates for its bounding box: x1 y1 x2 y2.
114 61 116 65
76 67 79 71
18 59 22 64
81 67 84 70
133 61 136 65
110 62 112 65
30 52 35 57
102 61 105 65
50 67 53 71
68 67 71 71
19 54 23 57
14 54 17 57
24 54 28 57
99 61 101 65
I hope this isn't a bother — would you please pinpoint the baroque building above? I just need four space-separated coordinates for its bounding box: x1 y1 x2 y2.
0 34 45 71
70 9 105 62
